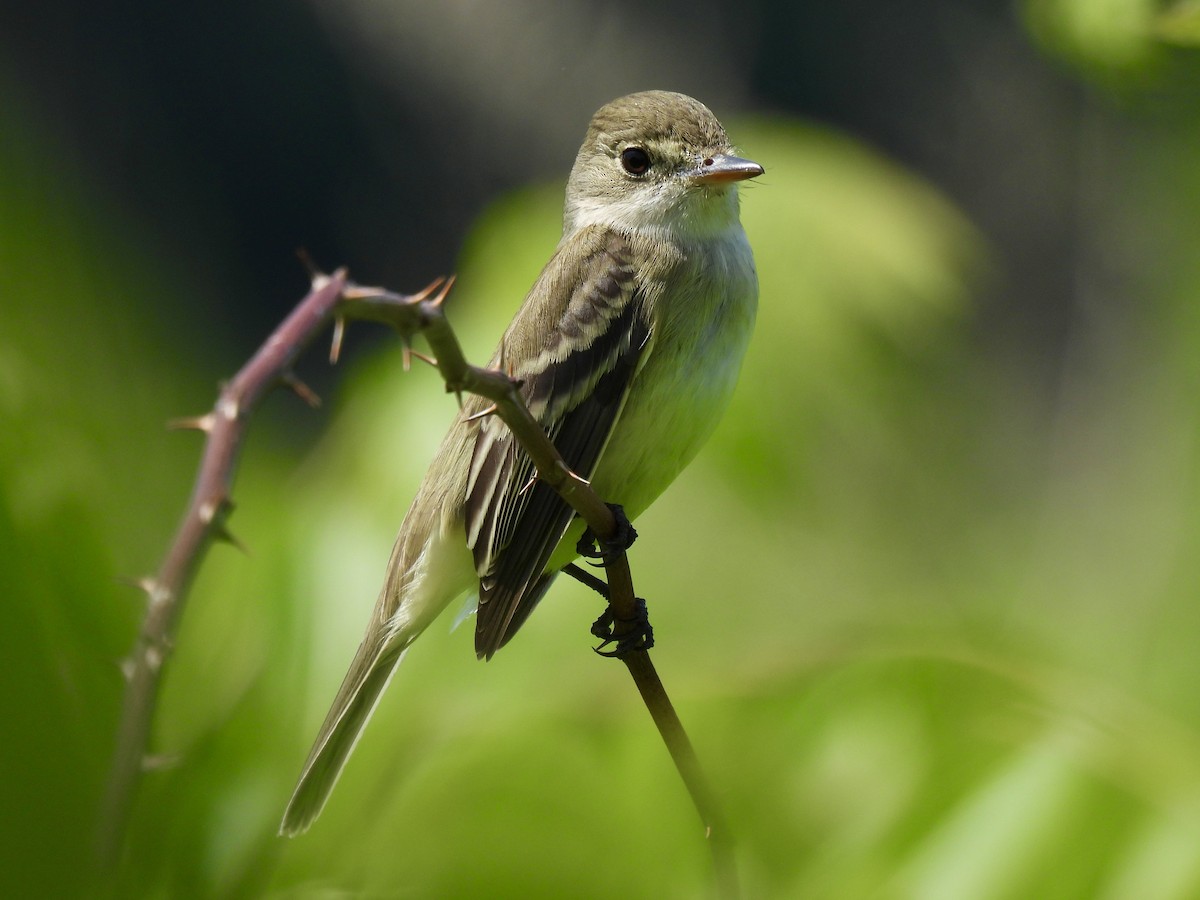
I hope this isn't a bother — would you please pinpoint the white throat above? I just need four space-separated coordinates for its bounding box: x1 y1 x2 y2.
565 182 744 243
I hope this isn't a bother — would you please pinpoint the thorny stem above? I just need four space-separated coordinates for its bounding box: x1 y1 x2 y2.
103 272 736 897
99 270 348 869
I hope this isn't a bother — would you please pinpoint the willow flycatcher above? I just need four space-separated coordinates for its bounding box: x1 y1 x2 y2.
281 90 762 834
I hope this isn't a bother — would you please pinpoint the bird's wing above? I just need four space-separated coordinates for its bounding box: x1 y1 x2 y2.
466 226 652 658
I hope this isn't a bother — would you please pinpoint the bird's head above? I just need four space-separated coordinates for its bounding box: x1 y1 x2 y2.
563 91 762 240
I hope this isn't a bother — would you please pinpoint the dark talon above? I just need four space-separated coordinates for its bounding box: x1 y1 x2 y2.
590 608 615 640
576 503 638 562
591 597 654 657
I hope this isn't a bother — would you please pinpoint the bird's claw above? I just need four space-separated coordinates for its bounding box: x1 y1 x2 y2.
576 503 638 564
591 597 654 657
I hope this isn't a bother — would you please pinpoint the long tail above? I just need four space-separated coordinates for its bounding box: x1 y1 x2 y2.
281 425 476 835
279 638 406 836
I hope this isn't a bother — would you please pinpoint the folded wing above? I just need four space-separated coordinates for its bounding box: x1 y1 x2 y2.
466 227 652 658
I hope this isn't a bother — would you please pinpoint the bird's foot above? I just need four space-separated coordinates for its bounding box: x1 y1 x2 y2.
591 597 654 657
576 503 638 564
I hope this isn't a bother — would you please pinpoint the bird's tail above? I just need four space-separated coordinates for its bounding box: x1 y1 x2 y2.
279 639 405 836
280 437 476 836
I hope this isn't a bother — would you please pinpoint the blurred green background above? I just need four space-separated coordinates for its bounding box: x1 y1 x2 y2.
4 1 1200 897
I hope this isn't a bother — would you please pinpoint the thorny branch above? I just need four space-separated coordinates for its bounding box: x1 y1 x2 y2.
99 270 348 868
101 270 736 896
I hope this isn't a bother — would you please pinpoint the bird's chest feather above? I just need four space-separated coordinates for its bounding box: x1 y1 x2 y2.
589 233 757 515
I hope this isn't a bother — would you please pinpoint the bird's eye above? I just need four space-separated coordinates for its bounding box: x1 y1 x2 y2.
620 147 651 176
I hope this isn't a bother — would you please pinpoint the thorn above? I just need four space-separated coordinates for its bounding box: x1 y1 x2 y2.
409 277 446 304
557 460 591 486
212 523 249 555
167 413 214 433
329 316 346 365
296 247 319 280
465 403 498 423
198 497 248 553
282 371 321 408
500 347 522 387
116 574 155 594
410 350 438 369
422 274 455 309
517 473 538 496
496 341 514 380
341 283 385 301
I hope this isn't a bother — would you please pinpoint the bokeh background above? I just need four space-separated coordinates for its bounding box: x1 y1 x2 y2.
4 1 1200 897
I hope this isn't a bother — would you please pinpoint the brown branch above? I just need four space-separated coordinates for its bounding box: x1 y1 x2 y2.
98 269 415 866
102 271 736 896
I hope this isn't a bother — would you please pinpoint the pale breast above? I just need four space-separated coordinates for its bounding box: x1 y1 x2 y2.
586 228 757 518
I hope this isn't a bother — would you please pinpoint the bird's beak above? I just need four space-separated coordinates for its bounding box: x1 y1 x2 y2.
691 153 764 184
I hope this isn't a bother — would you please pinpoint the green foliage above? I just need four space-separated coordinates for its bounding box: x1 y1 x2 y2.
1024 0 1200 83
6 23 1200 900
1023 0 1161 74
1157 1 1200 45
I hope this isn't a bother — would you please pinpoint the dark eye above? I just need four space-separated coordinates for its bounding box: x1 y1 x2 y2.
620 147 651 175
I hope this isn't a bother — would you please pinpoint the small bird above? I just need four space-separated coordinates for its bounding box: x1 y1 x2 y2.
281 90 762 835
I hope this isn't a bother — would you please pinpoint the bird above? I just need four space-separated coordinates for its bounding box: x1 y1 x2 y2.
281 90 762 835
